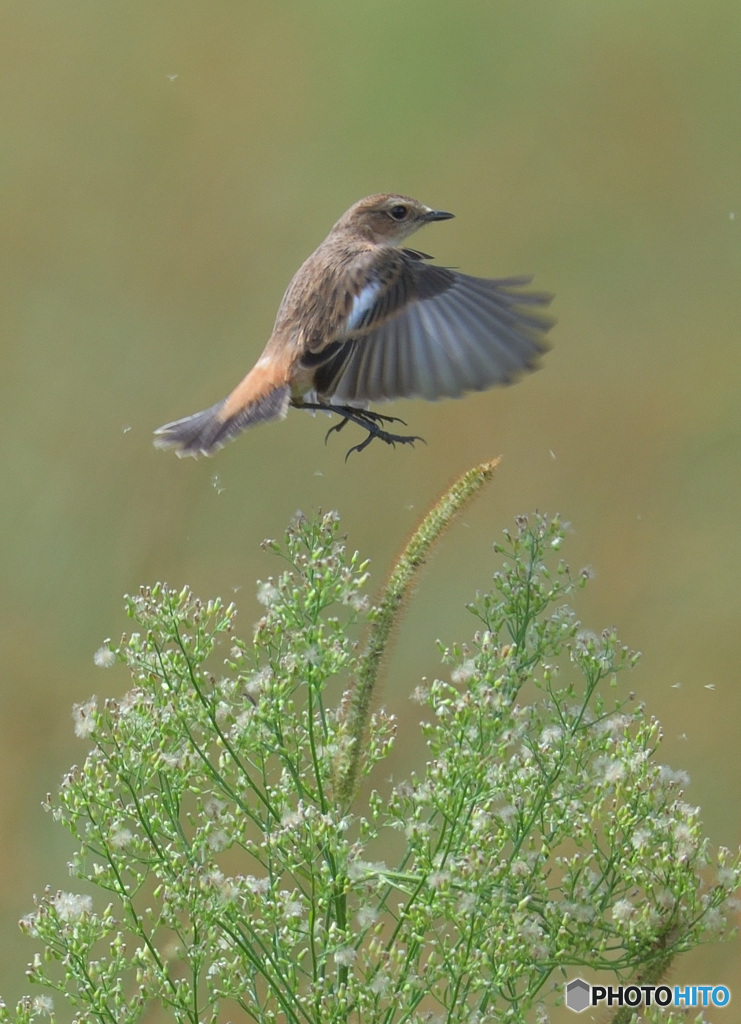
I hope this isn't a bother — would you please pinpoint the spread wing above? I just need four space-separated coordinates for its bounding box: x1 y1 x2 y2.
307 252 554 405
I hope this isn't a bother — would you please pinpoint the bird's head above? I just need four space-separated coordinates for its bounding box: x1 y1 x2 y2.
334 193 454 245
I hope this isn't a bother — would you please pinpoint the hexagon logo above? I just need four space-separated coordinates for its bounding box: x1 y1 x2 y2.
565 978 591 1013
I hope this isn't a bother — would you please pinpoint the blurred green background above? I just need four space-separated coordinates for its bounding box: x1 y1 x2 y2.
1 0 739 1014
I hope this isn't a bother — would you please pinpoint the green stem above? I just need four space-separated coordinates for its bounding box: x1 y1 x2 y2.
336 459 500 805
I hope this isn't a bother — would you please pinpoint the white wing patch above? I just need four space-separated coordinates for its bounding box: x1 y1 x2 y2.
346 280 382 331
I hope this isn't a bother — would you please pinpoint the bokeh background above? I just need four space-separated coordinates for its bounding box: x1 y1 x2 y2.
1 0 739 1016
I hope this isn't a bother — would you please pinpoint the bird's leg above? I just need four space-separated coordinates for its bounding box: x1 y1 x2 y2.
293 400 425 458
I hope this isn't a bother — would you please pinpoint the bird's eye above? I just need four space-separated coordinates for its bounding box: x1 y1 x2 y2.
389 204 408 221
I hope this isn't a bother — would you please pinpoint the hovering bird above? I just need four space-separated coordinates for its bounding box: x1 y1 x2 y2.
154 193 554 458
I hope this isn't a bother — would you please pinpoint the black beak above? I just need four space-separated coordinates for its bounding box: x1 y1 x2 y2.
425 208 455 222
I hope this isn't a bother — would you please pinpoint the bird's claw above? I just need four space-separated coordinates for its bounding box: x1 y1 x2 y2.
295 401 425 458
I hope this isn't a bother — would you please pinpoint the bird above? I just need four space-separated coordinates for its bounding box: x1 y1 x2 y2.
153 193 554 458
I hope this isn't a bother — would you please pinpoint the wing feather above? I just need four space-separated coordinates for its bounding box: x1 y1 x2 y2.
310 253 554 405
323 264 553 403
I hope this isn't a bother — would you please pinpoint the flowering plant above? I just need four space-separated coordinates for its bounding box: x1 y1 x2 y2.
2 464 738 1024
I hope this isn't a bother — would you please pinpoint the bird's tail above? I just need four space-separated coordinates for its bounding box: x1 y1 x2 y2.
154 360 291 457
